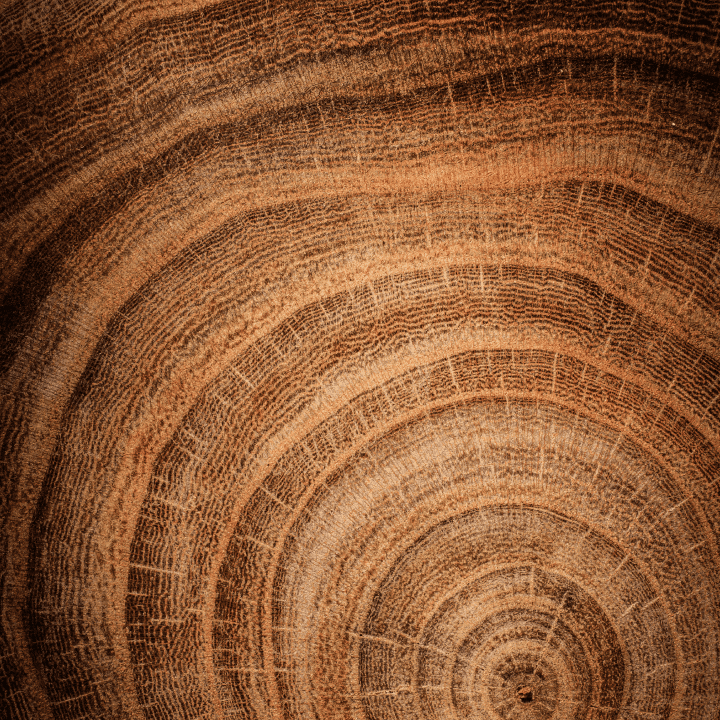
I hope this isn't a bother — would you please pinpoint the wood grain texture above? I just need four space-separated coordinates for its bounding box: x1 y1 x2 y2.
1 2 719 720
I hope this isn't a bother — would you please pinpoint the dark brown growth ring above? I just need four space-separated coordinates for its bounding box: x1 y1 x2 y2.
517 685 534 703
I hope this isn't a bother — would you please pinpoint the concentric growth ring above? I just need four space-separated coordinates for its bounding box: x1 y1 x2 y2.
2 3 720 720
360 509 636 720
233 397 699 720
